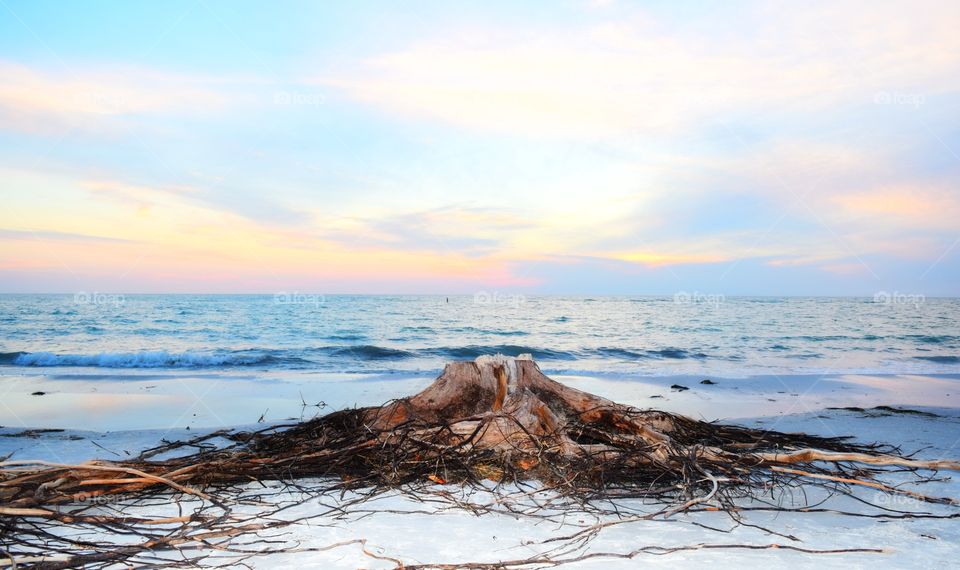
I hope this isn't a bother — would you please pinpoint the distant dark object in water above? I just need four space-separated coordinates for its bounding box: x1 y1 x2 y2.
700 379 716 385
0 428 82 441
670 384 689 391
30 391 46 396
0 428 63 437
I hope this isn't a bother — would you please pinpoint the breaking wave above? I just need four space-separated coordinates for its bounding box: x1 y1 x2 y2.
8 351 309 368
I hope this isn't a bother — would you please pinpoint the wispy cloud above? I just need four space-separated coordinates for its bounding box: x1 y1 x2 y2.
0 60 237 135
323 1 960 138
315 206 536 256
0 228 135 243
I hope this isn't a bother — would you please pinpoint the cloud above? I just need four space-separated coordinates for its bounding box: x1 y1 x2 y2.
830 184 960 231
0 228 135 243
0 61 233 135
322 1 960 138
818 261 871 277
607 251 728 267
84 180 199 211
317 206 537 256
589 136 960 266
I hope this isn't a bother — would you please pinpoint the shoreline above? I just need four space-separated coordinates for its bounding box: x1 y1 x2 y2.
3 369 959 431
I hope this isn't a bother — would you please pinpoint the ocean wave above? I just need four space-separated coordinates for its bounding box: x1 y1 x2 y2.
649 348 707 359
2 344 716 369
5 343 956 372
449 327 529 336
323 334 368 341
425 345 578 360
785 352 825 359
902 335 959 344
0 352 26 364
594 347 648 359
593 347 706 360
788 335 854 342
325 345 415 359
8 351 309 368
914 355 960 363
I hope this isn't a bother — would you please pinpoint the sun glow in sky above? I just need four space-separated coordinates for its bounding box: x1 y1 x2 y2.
0 0 958 294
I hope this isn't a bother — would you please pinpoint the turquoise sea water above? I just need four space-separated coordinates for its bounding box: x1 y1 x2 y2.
0 294 957 377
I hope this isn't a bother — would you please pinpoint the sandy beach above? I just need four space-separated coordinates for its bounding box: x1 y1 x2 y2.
3 369 959 434
3 368 959 568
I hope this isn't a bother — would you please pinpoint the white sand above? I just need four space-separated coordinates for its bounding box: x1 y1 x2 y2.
2 369 959 568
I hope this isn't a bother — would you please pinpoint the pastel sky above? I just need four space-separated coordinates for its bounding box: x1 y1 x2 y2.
1 0 958 295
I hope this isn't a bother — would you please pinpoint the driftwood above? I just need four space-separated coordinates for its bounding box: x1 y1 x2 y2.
1 355 958 568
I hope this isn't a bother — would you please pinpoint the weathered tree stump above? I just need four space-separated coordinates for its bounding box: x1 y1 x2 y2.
368 355 678 467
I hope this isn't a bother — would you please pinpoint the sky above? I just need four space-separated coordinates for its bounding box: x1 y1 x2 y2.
0 0 958 295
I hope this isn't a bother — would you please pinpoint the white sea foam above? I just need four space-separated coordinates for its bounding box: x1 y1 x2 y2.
13 351 268 368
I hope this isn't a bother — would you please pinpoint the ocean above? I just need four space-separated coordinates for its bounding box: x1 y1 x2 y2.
1 294 958 378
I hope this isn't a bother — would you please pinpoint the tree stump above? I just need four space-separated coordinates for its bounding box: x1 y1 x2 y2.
367 355 677 467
